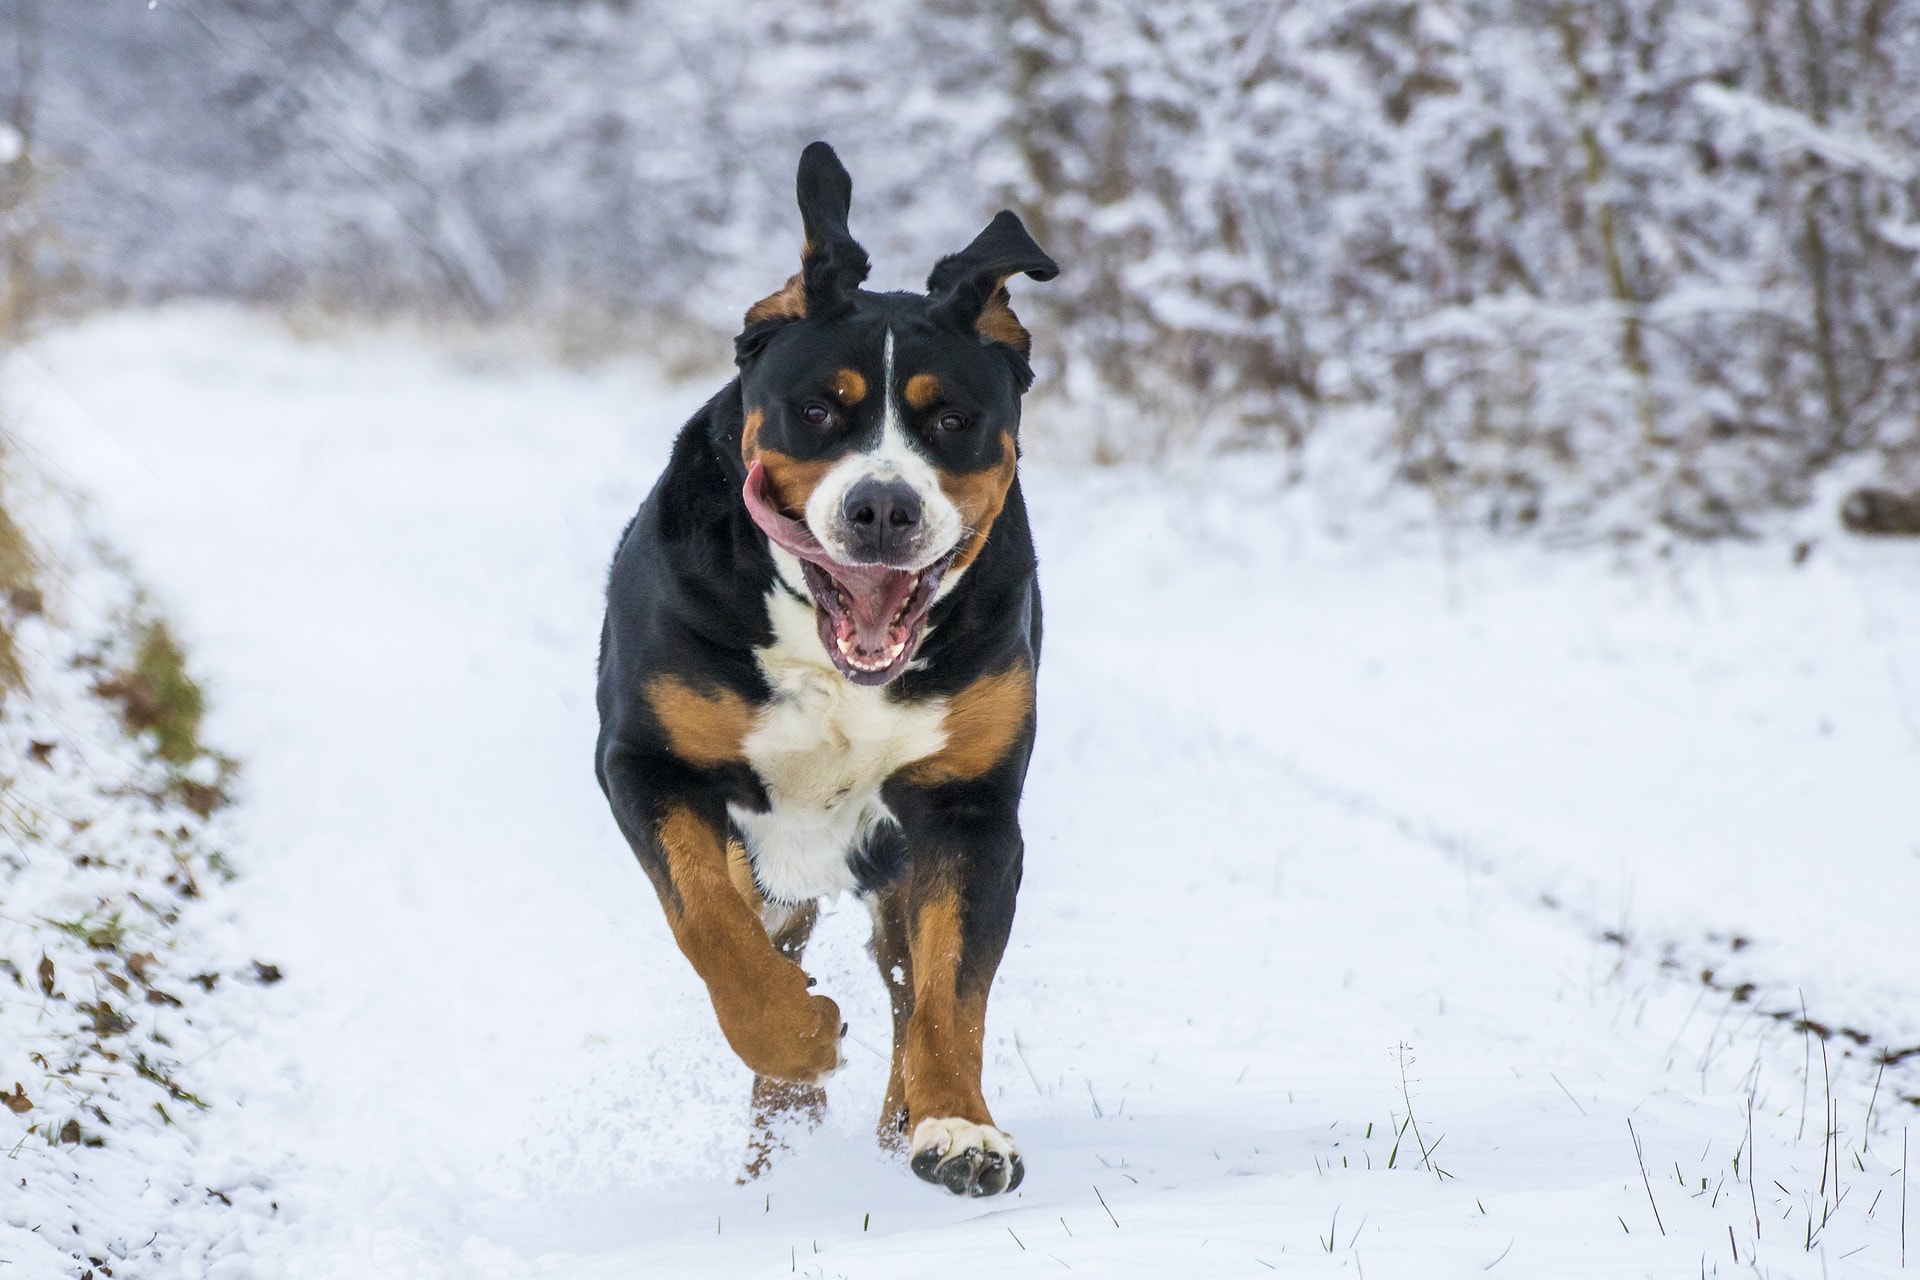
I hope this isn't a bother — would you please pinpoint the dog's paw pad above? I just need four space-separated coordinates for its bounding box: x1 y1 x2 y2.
908 1117 1023 1197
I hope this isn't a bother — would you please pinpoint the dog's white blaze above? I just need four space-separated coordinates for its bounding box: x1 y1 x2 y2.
730 581 948 904
803 328 964 571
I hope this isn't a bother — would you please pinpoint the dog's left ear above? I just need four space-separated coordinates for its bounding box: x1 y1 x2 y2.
927 210 1059 362
739 143 871 360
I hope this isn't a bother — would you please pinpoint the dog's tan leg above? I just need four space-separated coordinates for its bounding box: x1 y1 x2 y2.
867 879 916 1150
899 877 1022 1195
654 806 843 1083
901 885 991 1131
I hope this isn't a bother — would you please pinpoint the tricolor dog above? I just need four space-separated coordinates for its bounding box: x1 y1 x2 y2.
595 142 1056 1196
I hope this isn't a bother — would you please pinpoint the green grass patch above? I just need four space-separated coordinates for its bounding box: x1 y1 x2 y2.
49 911 129 952
95 618 207 767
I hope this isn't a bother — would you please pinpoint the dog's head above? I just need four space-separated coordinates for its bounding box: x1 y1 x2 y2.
735 142 1057 686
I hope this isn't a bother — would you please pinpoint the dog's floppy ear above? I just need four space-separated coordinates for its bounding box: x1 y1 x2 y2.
738 142 871 360
926 210 1058 361
794 141 870 313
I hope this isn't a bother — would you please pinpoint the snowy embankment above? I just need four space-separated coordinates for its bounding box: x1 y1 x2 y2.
6 308 1916 1278
0 436 282 1276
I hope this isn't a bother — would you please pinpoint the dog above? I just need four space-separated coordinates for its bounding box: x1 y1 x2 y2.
594 142 1056 1197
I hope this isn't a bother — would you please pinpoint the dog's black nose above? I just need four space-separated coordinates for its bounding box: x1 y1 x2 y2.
842 477 923 563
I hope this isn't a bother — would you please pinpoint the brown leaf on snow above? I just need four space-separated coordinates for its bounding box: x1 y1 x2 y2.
1 1083 31 1114
125 952 158 985
176 779 225 818
38 953 56 998
27 739 55 765
79 1001 133 1038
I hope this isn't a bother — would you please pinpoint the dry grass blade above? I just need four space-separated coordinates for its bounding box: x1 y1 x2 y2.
1863 1059 1886 1156
1394 1043 1440 1177
1093 1185 1118 1229
1628 1118 1667 1236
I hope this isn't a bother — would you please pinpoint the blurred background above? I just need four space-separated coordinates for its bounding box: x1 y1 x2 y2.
8 0 1920 537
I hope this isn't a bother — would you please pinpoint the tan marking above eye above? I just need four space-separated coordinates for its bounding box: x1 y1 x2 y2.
937 430 1019 574
831 369 868 405
646 674 752 769
902 661 1034 787
903 373 942 411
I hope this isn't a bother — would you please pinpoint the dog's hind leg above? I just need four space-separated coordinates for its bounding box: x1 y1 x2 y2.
866 879 915 1152
738 851 825 1182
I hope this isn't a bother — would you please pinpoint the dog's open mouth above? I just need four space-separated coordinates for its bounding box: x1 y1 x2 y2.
743 462 954 685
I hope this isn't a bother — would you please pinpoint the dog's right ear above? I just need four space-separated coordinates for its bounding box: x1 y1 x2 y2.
737 142 871 362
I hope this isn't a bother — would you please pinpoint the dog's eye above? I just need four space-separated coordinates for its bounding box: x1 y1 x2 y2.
936 411 969 433
801 403 832 427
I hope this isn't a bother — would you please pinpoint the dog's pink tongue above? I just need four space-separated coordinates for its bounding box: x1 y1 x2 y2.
826 561 920 659
742 461 828 561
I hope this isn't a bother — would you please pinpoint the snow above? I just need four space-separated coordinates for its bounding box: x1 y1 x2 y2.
6 306 1916 1278
0 426 285 1277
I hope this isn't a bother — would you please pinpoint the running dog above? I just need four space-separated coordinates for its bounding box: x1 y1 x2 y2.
595 142 1055 1197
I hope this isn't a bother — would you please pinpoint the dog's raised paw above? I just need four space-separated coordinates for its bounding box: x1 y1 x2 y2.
907 1117 1023 1196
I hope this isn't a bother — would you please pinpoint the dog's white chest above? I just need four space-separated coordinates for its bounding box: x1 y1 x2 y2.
728 584 947 904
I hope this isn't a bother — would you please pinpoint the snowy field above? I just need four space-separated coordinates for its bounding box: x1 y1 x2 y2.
6 308 1917 1278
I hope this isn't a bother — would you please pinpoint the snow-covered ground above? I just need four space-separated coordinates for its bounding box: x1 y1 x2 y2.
6 308 1916 1278
0 402 285 1279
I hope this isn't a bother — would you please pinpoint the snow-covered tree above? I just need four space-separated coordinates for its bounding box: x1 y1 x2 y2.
16 0 1918 534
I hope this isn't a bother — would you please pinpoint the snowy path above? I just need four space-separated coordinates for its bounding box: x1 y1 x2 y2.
10 309 1918 1278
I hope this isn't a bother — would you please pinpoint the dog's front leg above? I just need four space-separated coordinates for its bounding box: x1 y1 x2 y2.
652 804 844 1082
601 752 843 1084
888 794 1025 1197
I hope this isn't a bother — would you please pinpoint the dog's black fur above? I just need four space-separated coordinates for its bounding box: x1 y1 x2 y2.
594 143 1056 1196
